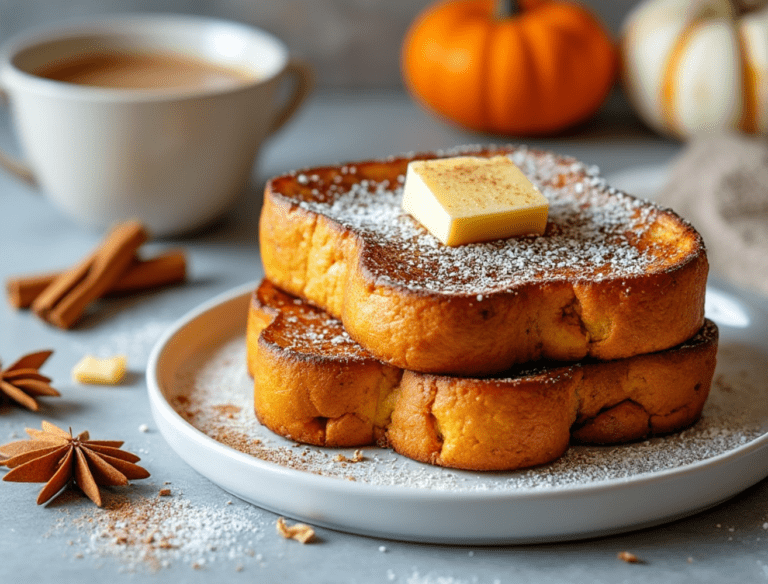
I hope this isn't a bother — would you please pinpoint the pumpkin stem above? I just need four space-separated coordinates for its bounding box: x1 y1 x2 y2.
734 0 768 16
495 0 520 19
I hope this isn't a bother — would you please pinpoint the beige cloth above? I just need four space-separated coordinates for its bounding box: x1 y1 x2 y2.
657 133 768 297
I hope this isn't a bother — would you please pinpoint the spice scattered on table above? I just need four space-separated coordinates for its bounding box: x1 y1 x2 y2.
0 350 59 411
48 490 269 572
0 420 149 506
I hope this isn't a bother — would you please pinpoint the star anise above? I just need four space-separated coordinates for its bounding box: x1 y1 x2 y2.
0 350 59 411
0 421 150 506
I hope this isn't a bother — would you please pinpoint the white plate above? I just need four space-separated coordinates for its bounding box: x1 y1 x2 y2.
147 281 768 544
605 163 670 200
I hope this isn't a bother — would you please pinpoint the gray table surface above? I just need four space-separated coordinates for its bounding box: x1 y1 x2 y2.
2 89 768 583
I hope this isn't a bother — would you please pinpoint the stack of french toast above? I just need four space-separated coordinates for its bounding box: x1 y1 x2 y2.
246 145 717 471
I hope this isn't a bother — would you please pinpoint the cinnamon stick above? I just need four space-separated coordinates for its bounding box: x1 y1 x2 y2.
6 250 187 309
107 250 186 295
31 221 148 328
6 271 60 309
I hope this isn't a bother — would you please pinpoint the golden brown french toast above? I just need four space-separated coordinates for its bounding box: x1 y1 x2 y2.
247 280 718 472
260 146 708 376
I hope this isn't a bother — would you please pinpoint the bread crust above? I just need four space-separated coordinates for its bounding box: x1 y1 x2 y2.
260 146 708 376
247 280 718 472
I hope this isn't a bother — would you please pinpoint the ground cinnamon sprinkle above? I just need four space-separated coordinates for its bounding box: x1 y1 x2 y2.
36 305 766 570
213 404 242 419
47 489 270 572
169 336 768 492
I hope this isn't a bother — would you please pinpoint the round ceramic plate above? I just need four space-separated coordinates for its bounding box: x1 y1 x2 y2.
605 163 670 200
147 280 768 544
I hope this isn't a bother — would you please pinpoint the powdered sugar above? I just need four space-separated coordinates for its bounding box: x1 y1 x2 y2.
282 146 673 295
257 280 367 360
269 307 366 361
258 279 718 383
170 334 768 492
47 489 269 572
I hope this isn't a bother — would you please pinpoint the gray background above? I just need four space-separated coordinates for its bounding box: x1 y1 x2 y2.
0 0 640 88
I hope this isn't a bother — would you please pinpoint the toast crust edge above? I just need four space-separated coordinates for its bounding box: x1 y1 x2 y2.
260 149 708 376
247 281 718 472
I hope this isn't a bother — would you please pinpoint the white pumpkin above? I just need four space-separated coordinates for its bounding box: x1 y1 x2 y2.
621 0 768 139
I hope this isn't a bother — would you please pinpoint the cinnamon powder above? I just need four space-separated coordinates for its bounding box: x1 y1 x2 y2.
173 336 768 490
42 332 768 570
48 489 269 572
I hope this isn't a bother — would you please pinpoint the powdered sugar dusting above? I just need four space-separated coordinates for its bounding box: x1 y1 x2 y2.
275 312 364 359
281 146 674 295
258 285 367 360
170 334 768 492
47 489 269 572
260 277 718 383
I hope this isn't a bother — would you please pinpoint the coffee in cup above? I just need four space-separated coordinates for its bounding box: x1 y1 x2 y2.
30 48 258 90
0 15 313 236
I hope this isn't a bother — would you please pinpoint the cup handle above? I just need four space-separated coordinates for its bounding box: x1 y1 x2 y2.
0 89 37 187
267 59 314 136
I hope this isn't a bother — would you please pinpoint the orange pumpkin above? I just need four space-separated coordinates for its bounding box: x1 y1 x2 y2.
402 0 618 135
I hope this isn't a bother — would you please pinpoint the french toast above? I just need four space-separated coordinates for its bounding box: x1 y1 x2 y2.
247 280 718 472
260 145 708 376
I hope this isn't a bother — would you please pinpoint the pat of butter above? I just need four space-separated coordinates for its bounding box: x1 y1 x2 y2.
401 156 548 246
72 354 127 385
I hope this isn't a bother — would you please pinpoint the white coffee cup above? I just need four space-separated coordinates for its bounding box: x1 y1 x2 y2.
0 14 312 236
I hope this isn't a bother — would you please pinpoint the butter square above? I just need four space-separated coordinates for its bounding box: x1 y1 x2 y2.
401 156 549 246
72 354 127 385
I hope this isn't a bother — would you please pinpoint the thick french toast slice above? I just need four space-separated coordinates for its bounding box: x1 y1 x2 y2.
247 280 718 472
260 145 708 376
